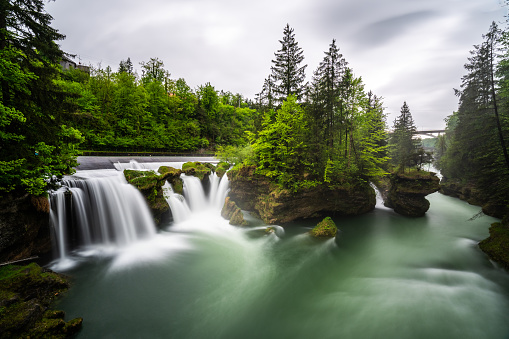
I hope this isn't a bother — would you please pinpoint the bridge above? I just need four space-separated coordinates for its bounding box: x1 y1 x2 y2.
412 130 446 137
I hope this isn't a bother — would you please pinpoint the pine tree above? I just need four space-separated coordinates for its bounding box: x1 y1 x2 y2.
271 24 307 104
389 102 421 169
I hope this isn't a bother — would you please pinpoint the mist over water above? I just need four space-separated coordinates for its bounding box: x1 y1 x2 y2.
50 163 509 339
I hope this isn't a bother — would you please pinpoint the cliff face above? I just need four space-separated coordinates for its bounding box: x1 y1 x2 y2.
375 171 440 217
227 166 376 224
0 194 52 263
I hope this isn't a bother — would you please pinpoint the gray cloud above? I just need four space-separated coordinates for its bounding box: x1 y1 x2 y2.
45 0 507 130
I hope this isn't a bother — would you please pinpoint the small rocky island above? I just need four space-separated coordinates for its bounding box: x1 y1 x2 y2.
374 170 440 217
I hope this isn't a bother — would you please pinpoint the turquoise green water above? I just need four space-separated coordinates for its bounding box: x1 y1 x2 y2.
55 193 509 339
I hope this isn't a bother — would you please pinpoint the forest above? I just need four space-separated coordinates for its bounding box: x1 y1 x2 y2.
1 0 508 216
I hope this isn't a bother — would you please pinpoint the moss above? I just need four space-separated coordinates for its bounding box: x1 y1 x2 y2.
0 263 82 338
479 220 509 270
310 217 338 238
215 162 230 178
182 162 212 180
123 169 171 225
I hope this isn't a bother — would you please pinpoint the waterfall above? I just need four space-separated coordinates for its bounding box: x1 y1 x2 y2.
164 173 230 222
49 164 233 269
49 171 157 268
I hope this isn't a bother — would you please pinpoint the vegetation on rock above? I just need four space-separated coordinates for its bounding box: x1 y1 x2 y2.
182 162 212 180
478 217 509 270
0 263 82 338
310 217 338 238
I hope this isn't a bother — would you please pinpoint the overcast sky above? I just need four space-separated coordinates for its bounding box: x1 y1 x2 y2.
46 0 506 130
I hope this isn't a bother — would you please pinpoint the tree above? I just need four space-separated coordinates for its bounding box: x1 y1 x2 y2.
118 57 134 74
0 0 83 196
252 95 310 189
389 102 421 169
310 39 349 150
271 24 307 104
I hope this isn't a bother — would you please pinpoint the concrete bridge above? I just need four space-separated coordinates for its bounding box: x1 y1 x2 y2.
412 130 446 137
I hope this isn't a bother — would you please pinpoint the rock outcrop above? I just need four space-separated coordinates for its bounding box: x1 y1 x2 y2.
124 166 182 225
0 263 83 338
310 217 338 238
227 166 376 224
0 193 52 263
221 197 248 226
478 217 509 270
440 177 508 218
381 171 440 217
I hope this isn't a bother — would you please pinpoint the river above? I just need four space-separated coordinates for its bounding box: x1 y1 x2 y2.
49 160 509 339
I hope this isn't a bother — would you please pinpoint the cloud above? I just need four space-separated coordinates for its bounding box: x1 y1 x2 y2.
354 10 439 47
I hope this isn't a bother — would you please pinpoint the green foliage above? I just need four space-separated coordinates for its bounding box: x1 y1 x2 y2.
389 102 424 169
0 2 82 195
252 95 311 188
215 144 255 167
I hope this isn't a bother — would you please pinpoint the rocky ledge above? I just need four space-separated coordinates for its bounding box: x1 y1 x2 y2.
440 177 508 218
0 263 82 338
375 171 440 217
227 166 376 224
478 217 509 270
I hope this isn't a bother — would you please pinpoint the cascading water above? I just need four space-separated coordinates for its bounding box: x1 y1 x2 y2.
49 170 158 269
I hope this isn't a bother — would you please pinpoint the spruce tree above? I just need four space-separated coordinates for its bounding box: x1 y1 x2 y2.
271 24 307 104
389 102 421 168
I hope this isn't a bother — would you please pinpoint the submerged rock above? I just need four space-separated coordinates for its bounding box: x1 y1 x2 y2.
221 197 248 226
382 171 440 217
0 263 83 338
227 166 376 224
479 217 509 270
310 217 338 238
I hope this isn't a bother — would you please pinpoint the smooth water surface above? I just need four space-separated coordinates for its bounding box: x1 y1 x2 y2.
53 173 509 339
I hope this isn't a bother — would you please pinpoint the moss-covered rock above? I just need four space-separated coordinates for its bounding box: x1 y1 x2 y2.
221 197 248 226
215 162 230 178
227 165 376 224
382 171 440 217
182 162 212 181
0 263 82 338
124 169 176 225
310 217 338 238
158 166 184 195
479 218 509 270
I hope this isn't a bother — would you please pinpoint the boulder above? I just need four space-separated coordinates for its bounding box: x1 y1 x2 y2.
383 171 440 217
181 162 212 181
221 197 248 226
310 217 338 238
227 166 376 224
